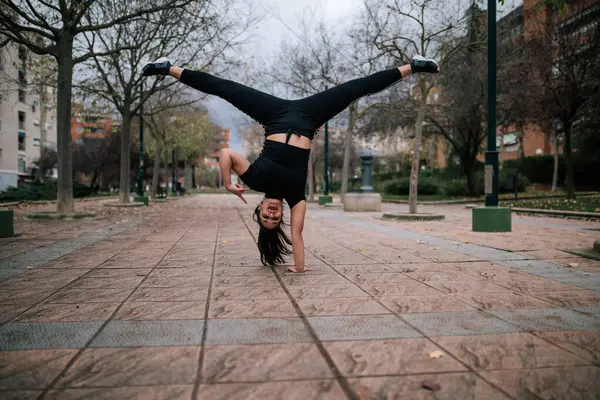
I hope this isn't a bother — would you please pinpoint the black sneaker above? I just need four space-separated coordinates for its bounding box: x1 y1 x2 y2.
410 55 440 74
142 57 172 76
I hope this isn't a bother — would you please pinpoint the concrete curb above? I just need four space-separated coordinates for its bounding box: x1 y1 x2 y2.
383 191 599 205
103 202 146 208
382 213 445 221
23 211 97 221
0 196 118 207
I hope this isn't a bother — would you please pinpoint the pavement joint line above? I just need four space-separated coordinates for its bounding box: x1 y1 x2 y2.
0 219 155 329
303 231 526 400
529 330 600 367
0 217 144 278
316 211 600 292
191 211 221 399
315 216 600 326
235 206 358 400
37 217 199 399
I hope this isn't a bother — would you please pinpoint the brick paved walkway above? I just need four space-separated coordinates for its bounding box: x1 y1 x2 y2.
1 194 599 399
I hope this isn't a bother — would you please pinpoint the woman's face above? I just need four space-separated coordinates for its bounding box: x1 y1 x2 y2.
259 198 283 229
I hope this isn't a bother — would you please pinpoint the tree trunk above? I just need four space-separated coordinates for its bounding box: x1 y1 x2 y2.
517 124 525 159
55 37 75 214
463 159 477 197
119 108 132 203
551 130 560 193
409 77 427 214
184 159 193 192
341 103 357 200
563 123 575 199
163 151 170 192
307 143 315 201
151 143 161 200
312 156 318 194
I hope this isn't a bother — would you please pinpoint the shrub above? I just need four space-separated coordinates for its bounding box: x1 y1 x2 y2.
383 177 440 196
444 179 473 197
0 181 94 202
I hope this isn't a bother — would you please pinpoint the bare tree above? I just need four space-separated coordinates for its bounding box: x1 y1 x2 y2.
0 0 203 213
520 0 600 199
361 0 474 213
77 1 254 203
270 15 386 200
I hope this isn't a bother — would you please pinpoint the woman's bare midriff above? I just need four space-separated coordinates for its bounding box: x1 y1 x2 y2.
266 133 311 149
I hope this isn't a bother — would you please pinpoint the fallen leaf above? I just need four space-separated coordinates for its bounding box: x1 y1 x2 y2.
429 350 444 359
222 240 229 243
421 380 441 392
464 240 470 244
568 263 579 268
25 266 33 269
360 250 368 253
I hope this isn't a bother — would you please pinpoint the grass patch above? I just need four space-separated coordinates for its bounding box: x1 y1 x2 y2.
503 196 600 213
382 191 596 203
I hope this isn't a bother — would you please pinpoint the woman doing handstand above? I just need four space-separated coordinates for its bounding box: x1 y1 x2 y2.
142 56 439 273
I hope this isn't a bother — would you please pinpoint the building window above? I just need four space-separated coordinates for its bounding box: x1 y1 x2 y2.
32 100 39 112
33 137 40 147
18 89 26 103
18 157 26 173
18 132 26 151
18 111 26 131
76 127 83 134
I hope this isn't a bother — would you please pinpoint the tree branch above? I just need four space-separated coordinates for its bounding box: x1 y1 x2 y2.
75 0 195 34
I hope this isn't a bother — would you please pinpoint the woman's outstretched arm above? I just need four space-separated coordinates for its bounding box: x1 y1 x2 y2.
288 201 311 273
219 149 250 203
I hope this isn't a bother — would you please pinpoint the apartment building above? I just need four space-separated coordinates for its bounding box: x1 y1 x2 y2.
71 103 115 143
0 42 57 191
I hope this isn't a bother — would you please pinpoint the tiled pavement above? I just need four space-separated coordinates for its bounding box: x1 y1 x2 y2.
1 194 600 399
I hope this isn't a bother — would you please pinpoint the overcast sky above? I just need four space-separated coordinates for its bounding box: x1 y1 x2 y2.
204 0 521 154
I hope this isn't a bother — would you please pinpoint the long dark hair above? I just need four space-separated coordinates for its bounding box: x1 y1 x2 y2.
253 206 292 265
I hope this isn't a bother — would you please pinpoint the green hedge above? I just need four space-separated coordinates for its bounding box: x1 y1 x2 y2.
382 171 528 197
504 155 600 189
383 177 441 196
503 156 563 185
0 181 94 202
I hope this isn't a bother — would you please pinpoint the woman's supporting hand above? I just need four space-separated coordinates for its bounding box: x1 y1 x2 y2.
225 183 248 204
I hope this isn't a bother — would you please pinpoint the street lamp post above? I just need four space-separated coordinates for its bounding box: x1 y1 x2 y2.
472 0 511 232
318 86 333 205
324 120 329 195
134 81 148 206
318 120 333 205
485 0 499 208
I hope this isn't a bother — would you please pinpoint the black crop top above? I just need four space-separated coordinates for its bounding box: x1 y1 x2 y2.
239 140 310 209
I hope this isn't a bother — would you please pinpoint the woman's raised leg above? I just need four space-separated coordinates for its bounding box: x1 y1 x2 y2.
296 57 438 127
144 59 288 125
